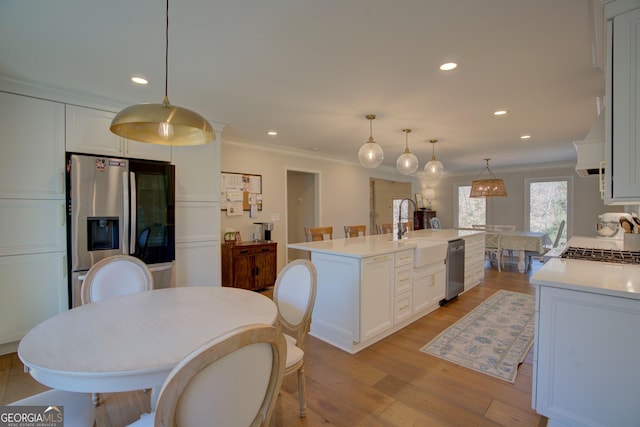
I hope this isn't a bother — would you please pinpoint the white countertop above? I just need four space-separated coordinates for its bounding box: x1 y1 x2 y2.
531 257 640 300
287 229 482 258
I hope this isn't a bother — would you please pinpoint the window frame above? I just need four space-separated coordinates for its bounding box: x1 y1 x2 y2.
454 182 489 228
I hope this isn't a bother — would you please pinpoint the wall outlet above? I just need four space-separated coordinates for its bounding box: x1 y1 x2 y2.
271 213 280 221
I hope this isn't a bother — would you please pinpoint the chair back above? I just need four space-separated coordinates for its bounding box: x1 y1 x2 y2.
136 228 151 258
376 223 394 234
81 255 153 305
304 226 333 242
344 225 366 238
485 231 501 250
273 260 317 349
153 324 286 427
430 217 441 229
552 220 566 248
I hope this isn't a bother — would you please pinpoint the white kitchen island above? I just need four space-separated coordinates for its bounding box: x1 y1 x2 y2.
288 229 484 354
530 245 640 427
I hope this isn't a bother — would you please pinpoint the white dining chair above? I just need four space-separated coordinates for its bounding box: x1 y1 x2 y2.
430 217 441 229
484 231 502 272
127 324 286 427
272 259 318 418
81 254 154 406
9 389 96 427
81 255 154 305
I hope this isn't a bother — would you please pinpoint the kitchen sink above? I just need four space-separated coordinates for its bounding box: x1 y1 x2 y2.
408 238 449 267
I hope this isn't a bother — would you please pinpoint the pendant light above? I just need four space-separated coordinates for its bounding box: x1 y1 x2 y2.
424 139 444 178
396 128 419 175
470 158 508 197
110 0 215 146
358 114 384 168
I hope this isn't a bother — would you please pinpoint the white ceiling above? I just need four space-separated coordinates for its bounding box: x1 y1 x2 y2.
0 0 605 172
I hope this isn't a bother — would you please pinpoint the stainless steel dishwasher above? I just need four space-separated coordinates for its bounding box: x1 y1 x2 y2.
440 238 465 306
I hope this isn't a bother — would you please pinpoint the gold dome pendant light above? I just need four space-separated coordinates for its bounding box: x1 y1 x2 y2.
358 114 384 168
470 158 507 197
110 0 214 146
396 128 419 175
424 139 444 178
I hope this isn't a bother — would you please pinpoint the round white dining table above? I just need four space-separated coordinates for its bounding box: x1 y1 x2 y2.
18 287 277 402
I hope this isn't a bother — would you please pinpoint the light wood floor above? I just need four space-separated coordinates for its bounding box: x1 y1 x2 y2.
0 261 547 427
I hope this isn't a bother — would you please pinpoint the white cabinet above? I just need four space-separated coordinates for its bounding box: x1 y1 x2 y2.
65 105 171 162
394 250 414 323
0 253 68 345
604 1 640 203
361 253 395 341
413 261 446 312
0 92 65 199
534 285 640 426
462 233 484 290
0 92 68 349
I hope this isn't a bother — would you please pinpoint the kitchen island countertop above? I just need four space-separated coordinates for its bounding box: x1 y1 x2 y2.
287 228 482 258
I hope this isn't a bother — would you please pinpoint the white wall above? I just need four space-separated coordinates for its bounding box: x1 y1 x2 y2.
221 139 413 271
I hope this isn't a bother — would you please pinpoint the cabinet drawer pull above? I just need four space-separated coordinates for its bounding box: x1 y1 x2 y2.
399 304 409 311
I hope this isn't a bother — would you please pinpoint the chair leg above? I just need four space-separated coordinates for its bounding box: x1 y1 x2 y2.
296 365 307 418
92 392 99 407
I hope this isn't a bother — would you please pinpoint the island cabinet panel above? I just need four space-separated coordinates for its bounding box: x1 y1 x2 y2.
221 241 277 290
413 261 446 312
463 233 484 290
361 254 395 341
534 285 640 426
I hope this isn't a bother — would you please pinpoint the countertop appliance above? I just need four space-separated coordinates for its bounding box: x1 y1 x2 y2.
596 212 634 239
440 238 465 306
67 154 175 307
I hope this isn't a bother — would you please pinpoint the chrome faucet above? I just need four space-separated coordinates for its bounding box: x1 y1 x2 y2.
397 198 416 240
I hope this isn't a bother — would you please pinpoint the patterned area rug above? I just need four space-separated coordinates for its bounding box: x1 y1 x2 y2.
420 290 535 383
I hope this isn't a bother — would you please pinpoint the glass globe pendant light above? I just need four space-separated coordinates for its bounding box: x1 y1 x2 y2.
110 0 215 146
396 128 419 175
424 139 444 178
358 114 384 168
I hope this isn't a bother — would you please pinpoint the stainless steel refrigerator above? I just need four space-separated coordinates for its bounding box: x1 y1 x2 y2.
66 153 175 307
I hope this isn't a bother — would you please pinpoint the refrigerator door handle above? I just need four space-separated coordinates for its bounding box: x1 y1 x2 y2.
129 171 137 255
122 171 130 255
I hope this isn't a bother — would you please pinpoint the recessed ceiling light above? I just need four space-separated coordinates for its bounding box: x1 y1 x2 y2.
494 110 508 116
520 135 531 140
440 62 458 71
267 130 278 136
131 75 148 85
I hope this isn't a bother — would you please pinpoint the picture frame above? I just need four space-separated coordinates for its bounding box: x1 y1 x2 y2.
415 193 424 209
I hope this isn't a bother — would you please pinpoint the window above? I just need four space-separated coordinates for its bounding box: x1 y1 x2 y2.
456 184 486 228
525 177 571 246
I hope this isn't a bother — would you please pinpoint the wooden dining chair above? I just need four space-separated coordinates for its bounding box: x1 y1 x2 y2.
344 224 366 238
127 324 286 427
9 389 96 427
304 226 333 242
272 259 317 418
81 255 154 305
376 223 394 234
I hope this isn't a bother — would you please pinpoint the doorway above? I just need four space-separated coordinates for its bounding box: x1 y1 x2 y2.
286 169 320 261
370 178 411 233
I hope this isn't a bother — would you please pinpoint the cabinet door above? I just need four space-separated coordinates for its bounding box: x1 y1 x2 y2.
0 252 68 345
0 92 65 199
536 286 640 426
254 248 276 289
360 254 394 341
606 7 640 202
231 252 254 289
413 262 446 312
0 199 66 256
66 105 171 161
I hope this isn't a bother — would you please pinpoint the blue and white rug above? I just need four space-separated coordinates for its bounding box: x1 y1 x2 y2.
420 290 535 383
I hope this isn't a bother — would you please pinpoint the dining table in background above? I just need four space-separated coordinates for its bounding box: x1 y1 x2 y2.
18 286 277 409
499 231 552 272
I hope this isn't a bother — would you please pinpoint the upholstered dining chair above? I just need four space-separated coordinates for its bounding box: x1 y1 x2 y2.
9 389 96 427
127 324 286 427
272 259 318 418
304 226 333 242
81 254 154 405
430 217 441 229
81 255 154 305
344 224 366 238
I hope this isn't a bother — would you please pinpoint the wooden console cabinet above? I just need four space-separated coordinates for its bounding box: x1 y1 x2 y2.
221 241 277 290
414 209 437 229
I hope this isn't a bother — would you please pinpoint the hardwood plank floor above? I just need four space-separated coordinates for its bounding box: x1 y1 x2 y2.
0 261 547 426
